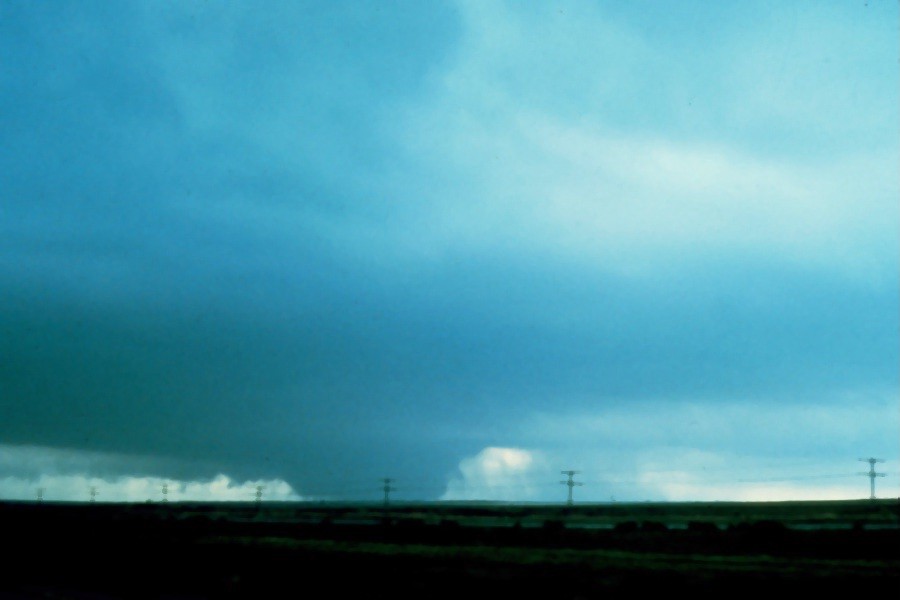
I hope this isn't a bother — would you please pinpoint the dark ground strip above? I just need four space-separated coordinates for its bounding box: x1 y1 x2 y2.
2 502 898 598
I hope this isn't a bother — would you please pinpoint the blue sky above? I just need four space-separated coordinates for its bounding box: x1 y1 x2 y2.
1 0 897 503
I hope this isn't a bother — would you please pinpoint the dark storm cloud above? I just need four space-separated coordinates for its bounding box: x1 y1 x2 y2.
3 246 895 495
1 0 463 492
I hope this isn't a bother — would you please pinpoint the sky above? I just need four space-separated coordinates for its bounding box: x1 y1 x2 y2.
1 0 898 504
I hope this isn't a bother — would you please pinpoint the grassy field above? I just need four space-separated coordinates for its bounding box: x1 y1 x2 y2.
2 499 898 598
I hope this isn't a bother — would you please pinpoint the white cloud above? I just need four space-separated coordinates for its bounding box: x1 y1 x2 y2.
442 446 547 501
0 445 303 502
634 447 895 502
438 442 900 504
640 473 871 503
177 474 300 502
0 472 302 503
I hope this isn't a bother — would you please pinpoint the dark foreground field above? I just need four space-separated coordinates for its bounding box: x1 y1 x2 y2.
2 499 898 598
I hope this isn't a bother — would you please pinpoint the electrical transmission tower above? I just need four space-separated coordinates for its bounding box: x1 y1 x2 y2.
381 478 395 508
37 488 44 504
858 458 886 500
89 486 98 503
255 485 265 504
161 482 169 503
560 470 583 506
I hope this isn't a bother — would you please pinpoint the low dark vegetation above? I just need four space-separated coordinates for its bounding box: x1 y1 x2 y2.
1 500 897 598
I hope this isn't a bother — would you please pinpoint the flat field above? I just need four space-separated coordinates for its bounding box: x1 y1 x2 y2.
2 499 898 598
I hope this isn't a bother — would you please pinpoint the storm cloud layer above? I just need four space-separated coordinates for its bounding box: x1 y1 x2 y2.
1 1 897 502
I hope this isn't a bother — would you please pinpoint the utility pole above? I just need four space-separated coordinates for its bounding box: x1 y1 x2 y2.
858 458 886 500
560 470 582 506
381 478 395 508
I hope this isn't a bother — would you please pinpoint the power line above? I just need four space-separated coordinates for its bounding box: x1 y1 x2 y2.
560 470 583 506
381 478 395 508
858 457 886 500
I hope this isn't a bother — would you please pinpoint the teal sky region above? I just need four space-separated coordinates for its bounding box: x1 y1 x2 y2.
1 1 897 502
